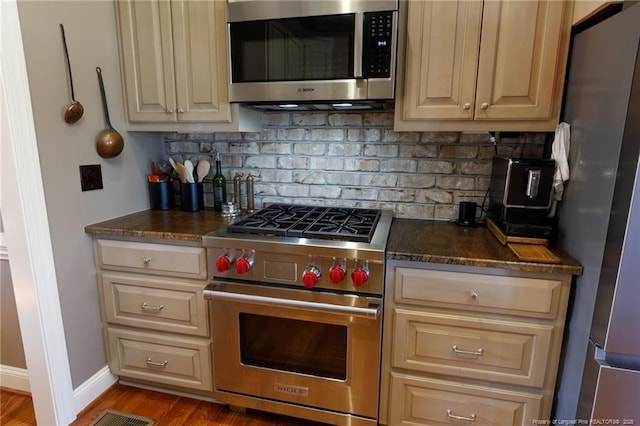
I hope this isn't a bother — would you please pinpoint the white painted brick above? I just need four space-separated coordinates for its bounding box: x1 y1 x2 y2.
459 161 492 175
380 159 417 173
294 171 326 184
278 156 309 169
230 141 259 154
421 132 459 143
460 132 491 143
310 157 344 170
309 185 342 199
329 113 362 126
277 184 309 197
310 129 345 142
416 189 453 204
242 132 263 141
437 176 476 190
292 113 327 126
364 112 393 127
398 175 436 189
254 170 293 182
399 144 438 158
364 144 399 158
260 142 293 154
383 130 420 142
214 132 243 141
245 156 277 168
344 159 380 172
363 128 382 142
278 128 308 141
417 160 456 174
435 204 457 219
440 145 478 159
347 129 361 142
361 173 398 187
328 143 361 156
379 189 415 202
397 203 435 219
341 187 378 201
254 183 277 196
326 172 359 185
294 143 326 155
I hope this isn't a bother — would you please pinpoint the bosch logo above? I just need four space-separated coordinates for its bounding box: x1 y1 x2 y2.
297 88 315 93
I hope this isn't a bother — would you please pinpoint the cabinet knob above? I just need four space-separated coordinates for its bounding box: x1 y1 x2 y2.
463 102 471 110
177 108 185 114
142 257 151 265
480 102 489 110
470 291 478 301
166 109 173 114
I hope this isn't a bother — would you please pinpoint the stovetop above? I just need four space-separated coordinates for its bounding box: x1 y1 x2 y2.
227 204 382 243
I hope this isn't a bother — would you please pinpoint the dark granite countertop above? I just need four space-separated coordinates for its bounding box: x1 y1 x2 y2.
387 218 582 275
85 210 582 275
84 208 235 242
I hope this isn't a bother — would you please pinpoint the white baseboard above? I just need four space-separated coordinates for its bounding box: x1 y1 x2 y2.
72 366 117 414
0 364 30 393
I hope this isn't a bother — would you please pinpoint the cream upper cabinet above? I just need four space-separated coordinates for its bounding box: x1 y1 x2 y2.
115 0 260 132
395 0 574 132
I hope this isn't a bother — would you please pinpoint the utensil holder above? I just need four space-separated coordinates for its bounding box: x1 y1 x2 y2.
148 181 173 210
180 182 202 212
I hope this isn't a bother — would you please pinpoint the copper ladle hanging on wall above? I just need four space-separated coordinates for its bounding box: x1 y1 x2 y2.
95 67 124 158
60 24 84 124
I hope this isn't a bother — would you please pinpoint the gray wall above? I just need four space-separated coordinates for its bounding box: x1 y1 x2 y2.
165 113 547 219
16 1 163 388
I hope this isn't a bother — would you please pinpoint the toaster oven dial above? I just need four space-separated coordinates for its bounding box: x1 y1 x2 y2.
351 259 369 287
302 265 322 289
329 257 347 284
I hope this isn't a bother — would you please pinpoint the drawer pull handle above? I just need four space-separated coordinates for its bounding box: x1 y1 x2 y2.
142 257 151 265
140 303 164 312
470 291 478 301
452 345 483 357
447 409 476 422
145 357 168 368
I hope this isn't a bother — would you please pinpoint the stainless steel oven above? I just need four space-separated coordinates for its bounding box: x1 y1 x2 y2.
203 204 392 426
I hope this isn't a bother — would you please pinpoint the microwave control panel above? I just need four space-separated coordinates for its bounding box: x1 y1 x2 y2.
363 11 394 78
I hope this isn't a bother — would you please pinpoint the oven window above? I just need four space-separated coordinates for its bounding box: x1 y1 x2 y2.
230 14 355 83
239 313 347 380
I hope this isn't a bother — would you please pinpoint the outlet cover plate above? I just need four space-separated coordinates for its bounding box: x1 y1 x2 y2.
80 164 103 191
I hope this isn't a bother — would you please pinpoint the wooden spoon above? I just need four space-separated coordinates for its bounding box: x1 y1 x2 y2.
184 160 195 183
196 160 211 182
175 162 188 183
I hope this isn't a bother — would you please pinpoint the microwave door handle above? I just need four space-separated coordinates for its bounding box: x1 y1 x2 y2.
526 169 542 198
354 12 364 78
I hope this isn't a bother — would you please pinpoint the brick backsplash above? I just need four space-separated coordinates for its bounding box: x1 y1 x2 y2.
163 111 548 220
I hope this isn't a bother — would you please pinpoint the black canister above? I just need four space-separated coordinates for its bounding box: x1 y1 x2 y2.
148 181 173 210
180 182 201 212
457 201 477 226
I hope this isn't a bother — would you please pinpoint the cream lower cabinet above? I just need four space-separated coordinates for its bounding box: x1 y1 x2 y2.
379 261 572 425
394 0 573 132
94 238 213 397
115 0 260 132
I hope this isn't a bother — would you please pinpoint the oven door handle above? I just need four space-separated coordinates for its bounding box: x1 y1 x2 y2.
205 283 381 320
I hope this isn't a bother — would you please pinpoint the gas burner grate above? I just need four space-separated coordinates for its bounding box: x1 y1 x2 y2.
228 204 381 243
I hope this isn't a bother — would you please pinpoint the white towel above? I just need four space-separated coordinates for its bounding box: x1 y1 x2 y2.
549 122 570 216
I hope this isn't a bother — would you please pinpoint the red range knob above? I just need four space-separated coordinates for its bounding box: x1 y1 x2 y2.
329 266 346 284
351 268 369 287
303 270 320 288
236 257 252 274
216 255 232 272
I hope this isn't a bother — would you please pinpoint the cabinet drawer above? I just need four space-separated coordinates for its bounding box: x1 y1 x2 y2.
97 239 207 279
393 308 553 387
395 268 563 318
389 372 543 426
107 327 212 392
101 273 209 337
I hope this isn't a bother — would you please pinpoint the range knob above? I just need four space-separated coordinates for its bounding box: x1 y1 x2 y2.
329 257 347 284
351 259 370 287
302 265 322 289
235 250 255 274
215 252 234 272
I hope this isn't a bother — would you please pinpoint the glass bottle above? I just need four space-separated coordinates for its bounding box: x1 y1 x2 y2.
213 153 226 212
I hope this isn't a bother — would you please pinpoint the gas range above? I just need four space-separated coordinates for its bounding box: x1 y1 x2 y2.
203 204 393 295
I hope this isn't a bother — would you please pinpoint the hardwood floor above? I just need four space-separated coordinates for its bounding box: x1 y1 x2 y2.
0 384 330 426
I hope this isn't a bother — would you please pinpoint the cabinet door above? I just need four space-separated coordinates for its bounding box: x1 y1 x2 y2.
171 0 231 123
401 0 482 120
475 0 568 120
116 0 177 122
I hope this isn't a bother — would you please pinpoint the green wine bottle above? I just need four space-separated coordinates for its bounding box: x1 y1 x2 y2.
213 154 226 212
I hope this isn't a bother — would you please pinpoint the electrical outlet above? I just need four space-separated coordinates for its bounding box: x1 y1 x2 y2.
79 164 103 191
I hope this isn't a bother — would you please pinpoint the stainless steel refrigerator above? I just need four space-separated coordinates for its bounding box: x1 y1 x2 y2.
554 2 640 423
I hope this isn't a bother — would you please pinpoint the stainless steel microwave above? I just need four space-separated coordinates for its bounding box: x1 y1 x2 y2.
226 0 398 108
